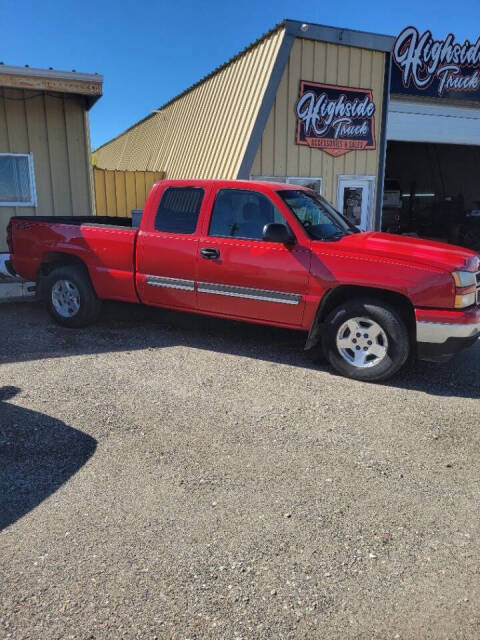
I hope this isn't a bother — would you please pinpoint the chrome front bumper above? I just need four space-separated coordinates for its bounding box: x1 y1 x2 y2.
416 315 480 361
417 320 480 344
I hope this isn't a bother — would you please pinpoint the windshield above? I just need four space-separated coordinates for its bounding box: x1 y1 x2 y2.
277 189 359 241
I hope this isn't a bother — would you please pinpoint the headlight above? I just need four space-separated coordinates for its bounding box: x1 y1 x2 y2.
452 271 477 308
452 271 477 288
455 292 477 308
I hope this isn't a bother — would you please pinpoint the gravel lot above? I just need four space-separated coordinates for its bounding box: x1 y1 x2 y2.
1 300 479 639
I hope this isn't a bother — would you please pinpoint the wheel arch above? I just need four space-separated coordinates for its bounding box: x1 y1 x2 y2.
305 285 416 350
37 252 94 298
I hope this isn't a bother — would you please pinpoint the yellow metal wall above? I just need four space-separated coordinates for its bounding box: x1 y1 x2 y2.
94 27 286 178
0 88 93 252
250 38 386 207
93 167 165 216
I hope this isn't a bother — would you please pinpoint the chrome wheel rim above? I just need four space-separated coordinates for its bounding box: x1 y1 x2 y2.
336 316 389 369
51 279 81 318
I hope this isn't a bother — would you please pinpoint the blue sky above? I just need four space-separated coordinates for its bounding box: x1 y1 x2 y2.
3 0 480 149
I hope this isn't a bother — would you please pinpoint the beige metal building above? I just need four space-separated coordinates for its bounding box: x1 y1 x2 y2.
0 65 103 258
94 20 392 232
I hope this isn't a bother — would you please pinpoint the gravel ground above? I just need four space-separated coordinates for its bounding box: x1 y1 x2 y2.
1 300 479 640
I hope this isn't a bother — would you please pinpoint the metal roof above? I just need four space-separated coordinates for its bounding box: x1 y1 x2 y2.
94 26 286 178
95 21 286 153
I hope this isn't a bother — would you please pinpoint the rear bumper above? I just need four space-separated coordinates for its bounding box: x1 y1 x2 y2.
0 253 16 278
416 307 480 362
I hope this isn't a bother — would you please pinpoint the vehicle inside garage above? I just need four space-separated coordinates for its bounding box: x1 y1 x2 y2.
383 141 480 251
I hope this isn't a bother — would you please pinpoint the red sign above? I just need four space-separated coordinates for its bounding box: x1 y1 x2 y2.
295 81 377 157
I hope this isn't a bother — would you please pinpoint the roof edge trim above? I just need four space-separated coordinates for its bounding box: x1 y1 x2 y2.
0 65 103 109
285 19 394 52
0 64 103 84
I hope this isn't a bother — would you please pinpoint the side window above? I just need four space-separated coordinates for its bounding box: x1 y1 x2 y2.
209 189 286 240
0 153 37 206
155 187 204 234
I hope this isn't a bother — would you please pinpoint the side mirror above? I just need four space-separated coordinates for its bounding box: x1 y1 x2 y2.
262 223 296 244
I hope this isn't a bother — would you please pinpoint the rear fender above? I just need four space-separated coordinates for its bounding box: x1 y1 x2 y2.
37 253 94 298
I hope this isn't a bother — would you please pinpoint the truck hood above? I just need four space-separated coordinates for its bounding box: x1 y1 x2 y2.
313 232 479 272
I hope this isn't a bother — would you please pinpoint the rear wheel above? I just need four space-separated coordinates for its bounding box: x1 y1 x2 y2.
44 265 101 327
323 298 410 381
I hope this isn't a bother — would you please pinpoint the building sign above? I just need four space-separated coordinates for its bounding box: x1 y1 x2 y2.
295 81 376 157
391 26 480 101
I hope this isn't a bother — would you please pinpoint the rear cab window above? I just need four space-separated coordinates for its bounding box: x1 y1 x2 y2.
155 187 204 234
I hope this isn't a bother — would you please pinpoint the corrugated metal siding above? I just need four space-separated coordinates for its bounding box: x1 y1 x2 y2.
0 88 93 252
93 167 165 216
94 27 286 179
250 38 386 206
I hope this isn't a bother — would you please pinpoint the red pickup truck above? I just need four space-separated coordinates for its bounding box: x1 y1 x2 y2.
7 179 480 381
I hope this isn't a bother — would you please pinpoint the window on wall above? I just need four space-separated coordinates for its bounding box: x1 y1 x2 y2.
251 176 322 196
0 153 37 206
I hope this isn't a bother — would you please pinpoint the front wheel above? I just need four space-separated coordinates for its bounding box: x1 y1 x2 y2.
44 265 101 327
323 299 410 382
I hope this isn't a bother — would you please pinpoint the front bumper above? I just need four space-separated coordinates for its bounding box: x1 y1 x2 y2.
416 307 480 362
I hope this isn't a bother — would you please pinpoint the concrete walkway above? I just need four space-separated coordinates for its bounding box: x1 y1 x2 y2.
0 254 35 302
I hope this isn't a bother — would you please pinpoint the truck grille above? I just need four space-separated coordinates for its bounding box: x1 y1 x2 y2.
476 271 480 304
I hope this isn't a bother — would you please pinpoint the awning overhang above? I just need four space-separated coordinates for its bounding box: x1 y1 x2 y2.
0 64 103 109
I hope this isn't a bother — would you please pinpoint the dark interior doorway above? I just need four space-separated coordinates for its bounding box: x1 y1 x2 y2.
382 141 480 251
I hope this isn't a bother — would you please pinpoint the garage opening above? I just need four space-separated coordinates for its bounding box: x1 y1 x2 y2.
382 141 480 252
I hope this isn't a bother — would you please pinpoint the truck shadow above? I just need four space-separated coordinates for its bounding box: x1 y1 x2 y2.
0 386 97 530
1 301 479 400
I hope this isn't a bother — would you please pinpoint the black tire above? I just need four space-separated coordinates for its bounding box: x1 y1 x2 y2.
44 265 101 328
322 298 410 382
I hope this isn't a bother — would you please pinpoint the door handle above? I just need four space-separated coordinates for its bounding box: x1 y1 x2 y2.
200 248 220 260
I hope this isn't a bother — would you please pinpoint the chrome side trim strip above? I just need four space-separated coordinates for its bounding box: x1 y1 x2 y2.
146 275 195 291
197 281 302 305
417 320 480 344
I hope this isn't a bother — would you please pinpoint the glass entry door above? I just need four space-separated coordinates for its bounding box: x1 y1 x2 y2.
337 176 375 231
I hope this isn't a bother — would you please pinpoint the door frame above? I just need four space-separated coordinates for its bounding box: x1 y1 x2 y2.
337 175 376 231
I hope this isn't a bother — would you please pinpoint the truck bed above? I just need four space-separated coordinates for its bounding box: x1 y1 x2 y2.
12 215 134 228
9 215 139 303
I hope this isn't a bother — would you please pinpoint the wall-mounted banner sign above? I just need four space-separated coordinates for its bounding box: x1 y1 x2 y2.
391 26 480 101
295 81 376 157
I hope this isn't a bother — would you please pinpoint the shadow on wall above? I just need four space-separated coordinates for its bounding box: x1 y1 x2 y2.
0 386 97 530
